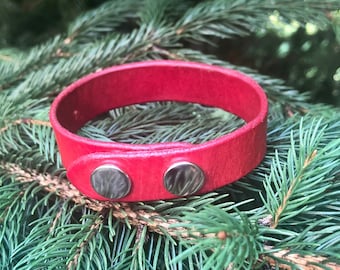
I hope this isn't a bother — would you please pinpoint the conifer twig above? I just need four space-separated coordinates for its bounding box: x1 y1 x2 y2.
67 216 103 270
0 54 14 62
0 118 51 134
0 162 181 237
264 248 340 270
2 162 339 269
271 149 318 229
1 1 339 268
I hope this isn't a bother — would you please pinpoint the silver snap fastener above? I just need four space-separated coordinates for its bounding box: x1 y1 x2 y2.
164 162 205 196
91 165 131 199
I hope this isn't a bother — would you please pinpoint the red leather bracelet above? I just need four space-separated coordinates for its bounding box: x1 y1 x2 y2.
50 60 268 202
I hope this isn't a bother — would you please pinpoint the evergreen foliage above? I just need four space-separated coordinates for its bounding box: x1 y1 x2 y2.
0 1 339 269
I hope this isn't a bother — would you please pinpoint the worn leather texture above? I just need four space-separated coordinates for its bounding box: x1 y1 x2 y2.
50 61 268 201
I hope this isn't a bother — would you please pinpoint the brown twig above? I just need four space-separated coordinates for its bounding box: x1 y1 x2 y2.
1 158 339 269
151 45 185 60
271 150 318 229
49 207 63 235
1 162 180 237
67 216 103 270
263 248 340 270
0 54 15 62
0 118 51 134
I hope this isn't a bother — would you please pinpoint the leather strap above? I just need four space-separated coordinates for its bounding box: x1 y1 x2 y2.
50 61 268 201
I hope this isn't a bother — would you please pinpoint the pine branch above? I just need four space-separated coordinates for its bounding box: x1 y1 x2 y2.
0 160 248 237
262 119 340 229
0 92 49 130
0 49 18 62
8 23 171 101
0 36 63 89
4 0 338 103
0 120 59 172
0 162 190 238
172 205 340 269
66 214 104 270
175 0 340 44
6 198 110 269
0 118 51 134
171 205 262 270
1 101 339 268
263 249 340 270
1 114 339 268
80 102 245 144
257 118 340 268
1 1 340 269
66 0 142 45
271 148 318 229
0 1 141 90
0 174 47 269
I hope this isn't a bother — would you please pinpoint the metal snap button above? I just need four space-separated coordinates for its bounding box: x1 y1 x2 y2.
164 162 205 196
91 165 131 199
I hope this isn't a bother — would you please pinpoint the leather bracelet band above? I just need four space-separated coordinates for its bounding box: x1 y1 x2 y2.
50 60 268 201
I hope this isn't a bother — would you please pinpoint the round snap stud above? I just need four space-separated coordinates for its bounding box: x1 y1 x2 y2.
91 165 131 199
164 162 205 196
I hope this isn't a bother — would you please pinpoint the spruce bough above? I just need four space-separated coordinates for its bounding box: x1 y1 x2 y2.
0 0 339 269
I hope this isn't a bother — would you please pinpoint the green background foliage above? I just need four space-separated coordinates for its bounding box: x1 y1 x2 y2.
1 0 339 105
0 1 339 269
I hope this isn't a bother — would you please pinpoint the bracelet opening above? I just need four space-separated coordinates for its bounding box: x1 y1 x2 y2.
78 101 245 144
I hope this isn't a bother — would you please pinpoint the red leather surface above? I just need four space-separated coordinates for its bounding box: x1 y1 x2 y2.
50 61 268 201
